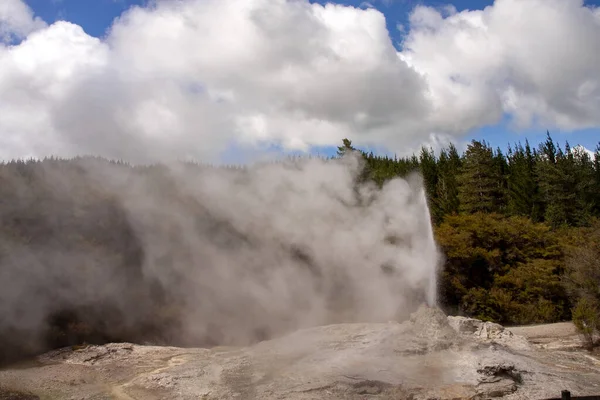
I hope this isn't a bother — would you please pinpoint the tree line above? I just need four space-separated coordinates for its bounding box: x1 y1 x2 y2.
340 132 600 227
341 133 600 343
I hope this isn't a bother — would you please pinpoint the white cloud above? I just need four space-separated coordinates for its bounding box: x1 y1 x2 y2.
0 0 45 42
0 0 599 162
0 0 433 162
401 0 600 134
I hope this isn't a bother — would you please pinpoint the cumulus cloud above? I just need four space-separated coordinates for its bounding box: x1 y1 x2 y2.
0 0 45 42
401 0 600 133
0 0 599 162
0 0 431 162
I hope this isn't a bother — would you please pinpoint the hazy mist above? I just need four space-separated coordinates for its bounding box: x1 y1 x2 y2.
0 152 440 357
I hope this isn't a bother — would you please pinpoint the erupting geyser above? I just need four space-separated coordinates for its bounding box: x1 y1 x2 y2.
0 152 442 361
418 186 439 307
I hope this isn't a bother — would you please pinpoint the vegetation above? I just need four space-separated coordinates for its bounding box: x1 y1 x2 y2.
337 134 600 340
1 132 599 363
563 222 600 348
435 213 568 324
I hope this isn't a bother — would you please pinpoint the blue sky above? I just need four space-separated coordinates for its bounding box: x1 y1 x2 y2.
15 0 600 160
28 0 496 41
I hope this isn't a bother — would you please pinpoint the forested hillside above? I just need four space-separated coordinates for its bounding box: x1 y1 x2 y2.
346 133 600 325
352 133 600 227
1 132 599 364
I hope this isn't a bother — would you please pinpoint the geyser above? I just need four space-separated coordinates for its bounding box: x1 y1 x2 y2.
0 152 440 360
418 185 439 307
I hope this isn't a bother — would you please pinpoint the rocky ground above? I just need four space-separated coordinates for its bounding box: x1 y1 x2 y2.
506 322 582 350
1 306 599 400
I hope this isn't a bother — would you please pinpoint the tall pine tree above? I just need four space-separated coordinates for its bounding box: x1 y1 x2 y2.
594 143 600 217
536 133 594 227
458 140 506 214
507 141 539 219
434 144 461 221
419 146 441 222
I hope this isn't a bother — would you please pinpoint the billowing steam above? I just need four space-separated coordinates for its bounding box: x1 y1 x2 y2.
0 152 439 360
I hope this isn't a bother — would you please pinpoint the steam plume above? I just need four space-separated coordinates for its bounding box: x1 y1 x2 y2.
0 152 440 360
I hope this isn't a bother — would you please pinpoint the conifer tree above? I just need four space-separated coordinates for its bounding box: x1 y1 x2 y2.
507 141 538 219
570 144 595 225
493 146 509 213
536 135 593 227
337 138 356 157
434 146 461 221
594 143 600 217
419 146 440 221
536 132 562 225
457 140 505 214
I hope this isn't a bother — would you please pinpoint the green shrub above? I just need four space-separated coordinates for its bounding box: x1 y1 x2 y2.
572 297 599 350
563 221 600 349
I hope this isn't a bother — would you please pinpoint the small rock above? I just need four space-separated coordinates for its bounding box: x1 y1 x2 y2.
447 316 532 351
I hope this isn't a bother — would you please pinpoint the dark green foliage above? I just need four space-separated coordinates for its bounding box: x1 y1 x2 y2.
535 134 596 227
594 144 600 216
435 213 569 323
323 136 596 327
507 141 540 220
341 133 599 227
457 141 506 214
563 221 600 347
419 147 441 222
571 297 599 350
337 138 356 157
433 144 461 221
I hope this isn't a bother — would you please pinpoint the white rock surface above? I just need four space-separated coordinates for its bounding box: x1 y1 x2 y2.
1 306 599 400
447 316 533 351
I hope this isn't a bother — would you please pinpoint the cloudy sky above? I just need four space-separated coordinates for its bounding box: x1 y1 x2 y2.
1 0 599 163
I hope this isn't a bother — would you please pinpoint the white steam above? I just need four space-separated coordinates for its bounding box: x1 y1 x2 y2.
118 154 440 344
0 153 440 353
